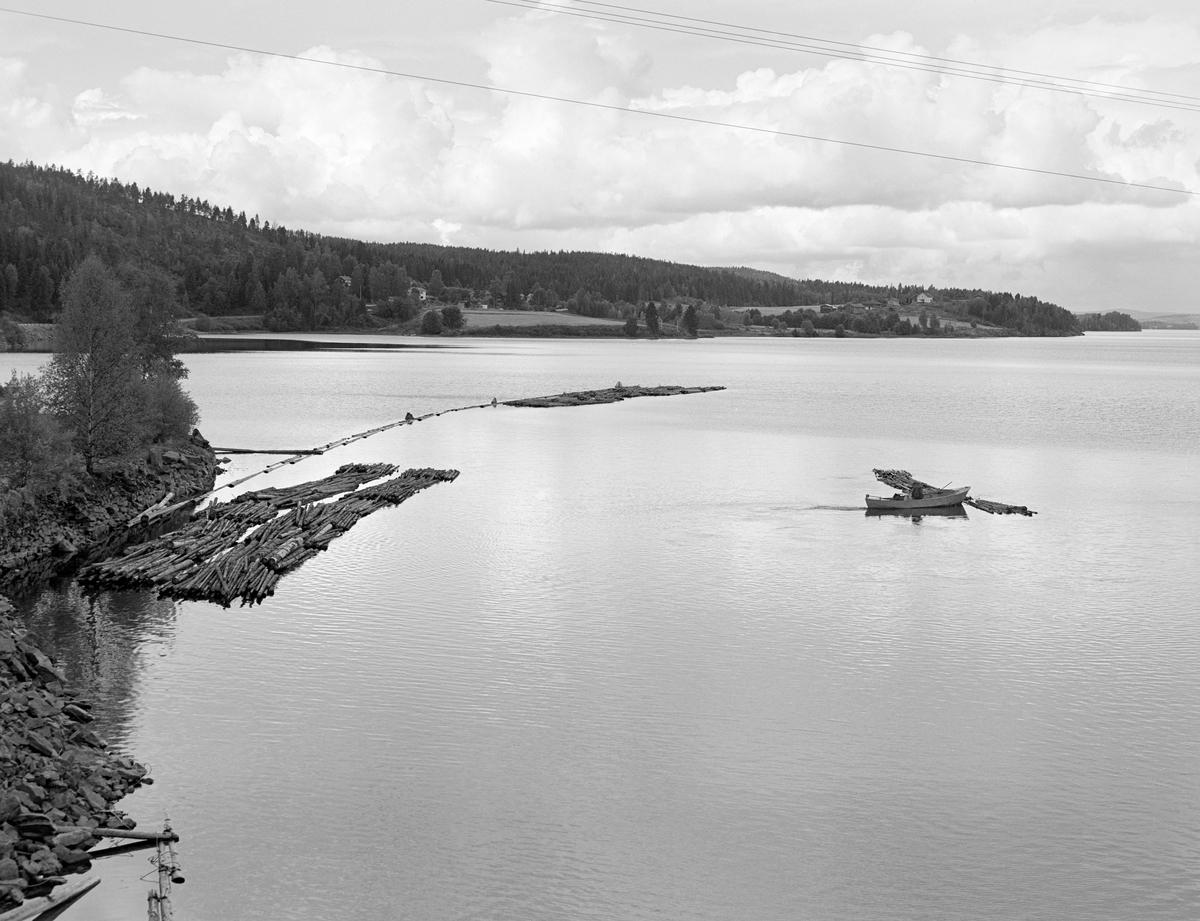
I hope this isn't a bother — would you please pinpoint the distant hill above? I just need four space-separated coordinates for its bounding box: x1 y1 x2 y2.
0 160 1082 335
716 266 800 286
1118 310 1200 328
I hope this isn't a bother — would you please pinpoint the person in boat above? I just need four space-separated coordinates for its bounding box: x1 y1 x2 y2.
911 484 925 500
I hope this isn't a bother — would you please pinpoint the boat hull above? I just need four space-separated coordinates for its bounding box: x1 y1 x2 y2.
865 505 968 519
864 486 970 510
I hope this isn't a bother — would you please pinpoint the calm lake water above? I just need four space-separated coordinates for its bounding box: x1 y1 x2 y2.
5 332 1200 921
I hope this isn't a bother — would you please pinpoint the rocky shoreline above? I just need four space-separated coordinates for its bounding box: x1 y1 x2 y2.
0 432 219 595
0 595 152 911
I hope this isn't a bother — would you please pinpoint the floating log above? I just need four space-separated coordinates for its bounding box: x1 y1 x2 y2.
0 874 100 921
56 827 179 842
964 497 1036 517
210 447 324 455
85 839 158 860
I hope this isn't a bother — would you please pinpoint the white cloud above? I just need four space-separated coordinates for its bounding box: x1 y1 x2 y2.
72 88 141 127
0 57 59 158
1 7 1198 309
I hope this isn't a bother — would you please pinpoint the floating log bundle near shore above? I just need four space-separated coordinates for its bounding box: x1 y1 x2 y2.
504 384 725 408
79 465 459 606
872 469 1036 516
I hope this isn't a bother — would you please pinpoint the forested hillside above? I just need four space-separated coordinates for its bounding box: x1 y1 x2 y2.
1076 311 1142 332
0 160 1082 335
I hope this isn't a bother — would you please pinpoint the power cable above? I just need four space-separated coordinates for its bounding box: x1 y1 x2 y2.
490 0 1200 113
569 0 1200 105
0 5 1194 197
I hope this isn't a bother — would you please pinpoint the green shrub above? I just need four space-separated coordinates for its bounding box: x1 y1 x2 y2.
0 372 79 508
140 375 200 443
420 309 444 335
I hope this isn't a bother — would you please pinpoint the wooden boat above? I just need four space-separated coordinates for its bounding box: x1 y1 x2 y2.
865 505 968 519
864 486 969 510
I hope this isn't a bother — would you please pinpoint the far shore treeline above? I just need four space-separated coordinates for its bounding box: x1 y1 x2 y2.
0 160 1133 338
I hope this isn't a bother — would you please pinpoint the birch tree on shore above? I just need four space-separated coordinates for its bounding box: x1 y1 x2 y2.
43 256 143 472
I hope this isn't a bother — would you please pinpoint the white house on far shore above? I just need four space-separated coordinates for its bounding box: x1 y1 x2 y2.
915 292 934 305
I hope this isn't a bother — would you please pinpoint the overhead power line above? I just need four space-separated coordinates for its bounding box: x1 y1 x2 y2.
489 0 1200 114
0 5 1194 198
573 0 1200 105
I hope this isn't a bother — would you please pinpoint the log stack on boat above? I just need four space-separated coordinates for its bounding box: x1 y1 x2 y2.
868 469 969 510
79 465 459 607
870 469 1036 516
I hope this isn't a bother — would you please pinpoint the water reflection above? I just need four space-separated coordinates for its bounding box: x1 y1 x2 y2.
865 506 970 523
12 584 177 751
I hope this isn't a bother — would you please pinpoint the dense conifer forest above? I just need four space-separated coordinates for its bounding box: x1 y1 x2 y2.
1076 311 1142 332
0 160 1086 335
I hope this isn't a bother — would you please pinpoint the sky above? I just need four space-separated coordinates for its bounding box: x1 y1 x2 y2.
1 0 1199 310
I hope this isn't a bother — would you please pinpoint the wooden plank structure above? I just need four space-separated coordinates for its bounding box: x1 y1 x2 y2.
79 465 459 606
873 469 1036 516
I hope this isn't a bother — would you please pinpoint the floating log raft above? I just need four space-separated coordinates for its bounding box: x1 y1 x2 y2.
79 465 459 606
872 468 1036 516
963 497 1037 517
230 462 397 508
504 384 725 408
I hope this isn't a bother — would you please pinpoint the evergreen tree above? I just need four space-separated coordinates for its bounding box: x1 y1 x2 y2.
645 302 660 335
428 269 446 299
682 304 699 337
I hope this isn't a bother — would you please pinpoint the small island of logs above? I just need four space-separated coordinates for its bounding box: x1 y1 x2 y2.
505 384 725 408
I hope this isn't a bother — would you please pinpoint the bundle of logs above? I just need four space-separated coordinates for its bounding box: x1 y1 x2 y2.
872 469 1036 516
79 465 459 607
505 384 726 408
